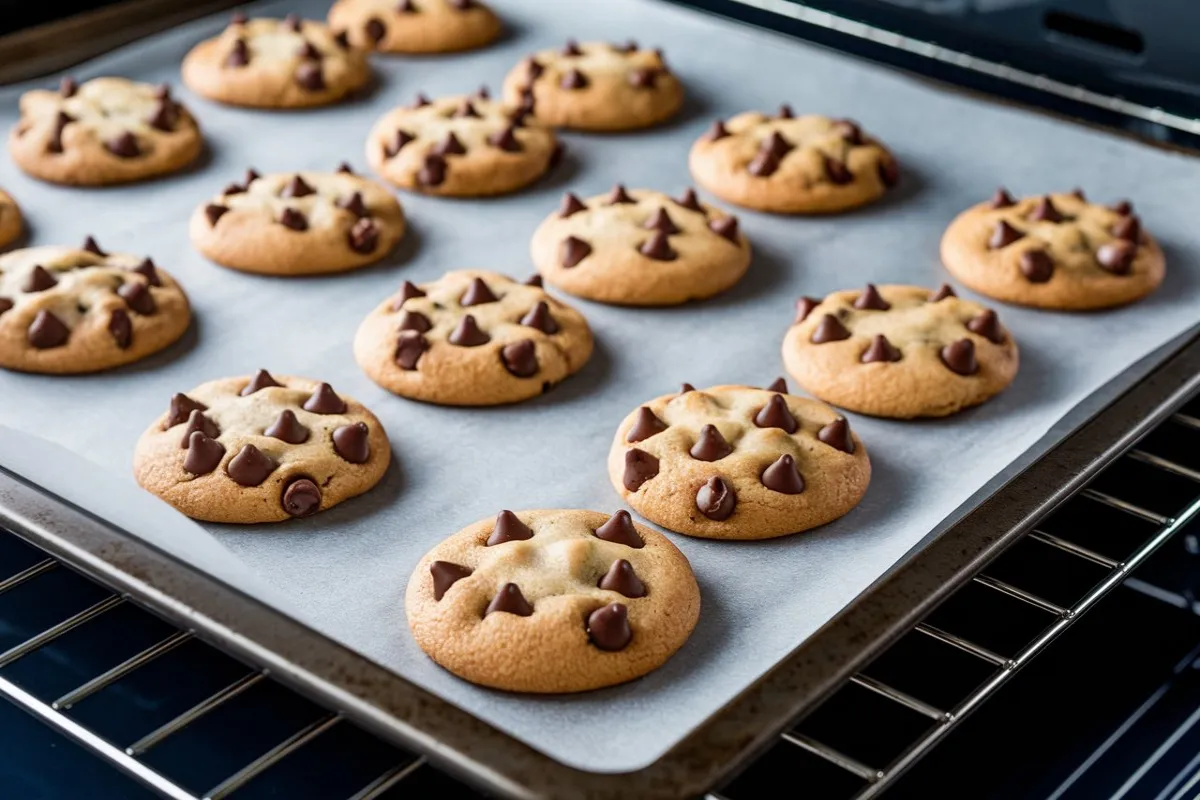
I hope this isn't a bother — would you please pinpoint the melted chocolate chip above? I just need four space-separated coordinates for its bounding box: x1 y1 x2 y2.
304 383 347 414
147 98 178 132
1112 215 1140 242
167 393 206 427
561 69 588 90
501 339 538 377
690 424 733 461
183 431 224 475
279 208 308 231
180 410 220 447
487 510 533 546
763 132 793 159
132 258 161 287
705 120 730 142
588 603 631 651
106 132 140 158
417 154 447 187
966 309 1005 344
1096 240 1136 275
0 299 11 317
1019 250 1054 283
818 417 854 453
108 309 132 349
294 62 325 91
560 193 586 218
27 310 68 349
520 301 559 334
794 297 820 323
561 236 591 268
280 174 315 198
48 111 73 154
747 148 780 178
365 17 386 43
989 220 1024 249
709 216 739 242
226 444 275 487
824 155 853 185
205 204 229 226
675 188 704 212
337 192 369 219
397 310 432 333
929 283 956 302
628 67 658 89
118 281 156 315
334 30 350 49
696 476 736 520
639 231 677 261
487 125 521 153
392 281 425 309
941 339 978 376
265 410 309 444
594 510 644 548
644 208 680 235
23 265 57 293
762 454 805 494
599 560 646 598
333 422 371 463
226 39 249 67
1028 196 1065 223
347 218 379 254
282 478 322 518
811 314 851 343
297 41 322 60
430 561 472 601
853 283 890 311
384 129 414 158
395 331 428 370
623 449 659 492
486 584 533 617
833 118 862 144
448 315 490 346
431 132 466 157
242 369 282 396
607 184 636 205
989 188 1015 209
755 394 798 433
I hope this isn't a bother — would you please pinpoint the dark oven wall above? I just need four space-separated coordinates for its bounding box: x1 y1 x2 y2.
0 1 130 36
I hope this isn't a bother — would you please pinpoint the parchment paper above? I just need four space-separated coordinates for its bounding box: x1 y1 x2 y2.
1 0 1199 774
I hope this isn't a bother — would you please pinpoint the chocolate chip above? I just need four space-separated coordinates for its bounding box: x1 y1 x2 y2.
861 334 901 363
767 377 787 393
520 301 558 334
27 310 68 349
279 208 308 231
607 184 636 205
501 339 538 377
347 218 379 254
524 58 544 83
282 478 322 518
639 231 677 261
241 369 282 396
487 125 521 153
205 204 229 226
395 331 428 370
294 62 324 91
525 274 543 287
1096 240 1136 275
411 92 432 108
108 309 131 349
448 315 490 346
562 38 583 56
281 174 315 198
794 297 819 323
989 188 1015 209
1111 200 1133 216
48 111 73 154
1019 250 1054 283
265 410 309 444
461 277 498 306
130 258 161 288
284 13 302 31
833 118 862 144
154 81 170 101
1112 215 1140 242
417 154 447 187
118 281 155 314
696 476 736 521
705 120 730 142
594 510 644 548
878 159 900 188
824 155 853 185
811 314 851 343
967 309 1005 344
747 149 780 178
560 193 586 218
147 98 178 132
397 0 416 11
626 407 667 443
452 100 481 120
763 132 793 158
59 76 77 97
690 424 733 461
297 41 322 60
337 192 369 219
333 422 370 463
561 236 591 268
929 283 956 301
334 30 350 49
384 129 414 158
1071 187 1086 200
184 431 225 475
708 216 739 242
180 409 220 447
244 168 260 185
628 67 658 89
337 162 354 174
778 104 795 120
679 383 696 394
430 561 471 600
818 417 854 453
397 310 432 332
644 208 680 235
599 560 646 598
227 444 275 486
432 132 466 157
392 281 426 310
755 394 798 433
0 298 11 317
304 383 347 414
588 603 631 651
989 220 1024 249
23 265 57 293
487 510 533 546
486 583 533 617
853 283 890 311
226 39 249 67
365 17 386 42
941 339 978 376
623 449 659 492
675 188 704 212
561 69 588 90
106 132 140 158
614 39 638 52
1028 196 1065 223
762 454 805 494
167 394 206 427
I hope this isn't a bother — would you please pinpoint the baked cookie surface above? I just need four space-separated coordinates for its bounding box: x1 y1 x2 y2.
406 508 700 693
366 91 558 197
0 191 23 250
501 40 683 131
0 242 190 374
189 165 406 275
783 284 1019 418
328 0 500 54
608 385 870 540
8 77 202 186
940 189 1164 310
181 14 370 109
688 110 898 214
530 187 750 306
354 270 594 405
133 372 390 524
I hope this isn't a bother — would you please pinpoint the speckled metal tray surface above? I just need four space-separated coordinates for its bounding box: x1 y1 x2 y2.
1 0 1199 776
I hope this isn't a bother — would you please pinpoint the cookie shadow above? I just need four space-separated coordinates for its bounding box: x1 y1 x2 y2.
100 314 202 377
526 332 614 407
1144 238 1197 306
661 237 793 315
532 141 583 192
376 217 423 270
650 82 712 135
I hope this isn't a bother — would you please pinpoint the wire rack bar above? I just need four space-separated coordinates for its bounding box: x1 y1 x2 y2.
53 630 192 710
0 594 123 668
780 731 882 783
848 675 948 722
972 574 1068 617
1081 488 1169 526
126 671 266 757
1127 449 1200 484
1028 530 1120 569
0 558 56 595
1172 413 1200 432
203 713 341 800
348 756 427 800
913 623 1010 667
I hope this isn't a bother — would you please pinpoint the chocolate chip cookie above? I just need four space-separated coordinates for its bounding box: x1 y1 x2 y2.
0 190 24 250
366 90 558 197
133 372 390 524
328 0 500 54
608 385 870 540
530 186 751 306
940 189 1165 310
0 241 190 374
689 109 898 214
9 77 202 186
501 40 683 131
182 13 370 109
354 270 594 405
406 508 700 693
783 283 1019 418
189 165 406 275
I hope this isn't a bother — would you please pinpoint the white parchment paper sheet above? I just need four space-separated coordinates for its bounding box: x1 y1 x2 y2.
1 0 1199 774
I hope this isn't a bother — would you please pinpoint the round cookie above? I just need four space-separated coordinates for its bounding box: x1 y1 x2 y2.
406 508 701 693
328 0 500 54
366 90 558 197
354 270 594 406
608 384 870 540
939 189 1164 310
783 283 1019 418
0 190 24 249
8 77 202 186
133 372 391 524
190 164 406 275
501 40 683 131
530 186 751 306
0 241 190 374
181 13 370 109
689 109 898 214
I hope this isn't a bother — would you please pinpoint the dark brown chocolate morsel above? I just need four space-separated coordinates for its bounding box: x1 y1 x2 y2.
132 258 161 287
392 280 425 309
118 281 156 315
747 148 780 178
487 510 533 546
297 41 322 60
461 277 499 306
334 30 350 49
1096 240 1136 275
767 377 787 393
410 92 432 108
454 99 481 119
501 339 538 377
762 454 805 494
561 68 588 90
966 309 1005 344
929 283 956 302
588 603 631 651
639 231 677 261
83 237 105 255
59 76 77 98
833 118 861 144
525 274 543 287
183 431 225 475
226 444 275 487
486 584 533 617
690 424 733 461
818 417 854 453
675 188 704 212
487 125 521 153
614 39 638 53
1111 200 1133 216
244 168 261 185
1112 215 1140 242
520 301 559 334
106 132 140 158
304 383 347 414
824 155 853 185
644 208 680 235
347 218 379 254
365 17 386 43
989 220 1024 249
599 560 646 598
1019 250 1054 283
705 120 730 142
23 265 57 293
879 159 900 188
265 410 309 444
709 216 739 242
27 310 69 349
1028 196 1065 223
794 297 820 324
294 62 324 91
417 154 447 187
594 509 644 548
628 67 658 89
167 393 206 427
562 38 583 55
336 162 354 174
762 132 793 158
560 193 586 218
384 129 414 158
281 174 315 198
853 283 890 311
396 0 416 11
48 111 73 154
430 561 472 601
0 298 12 317
679 382 696 394
940 339 978 376
561 236 591 268
607 184 636 205
241 369 282 396
205 204 229 227
337 192 369 219
397 309 432 333
432 132 467 157
279 208 308 231
755 394 798 433
622 449 659 492
222 183 245 196
333 422 371 463
626 407 666 443
108 309 132 349
147 98 178 132
226 39 249 68
989 188 1015 209
180 409 220 448
448 314 490 346
777 103 795 119
696 476 736 521
283 13 302 31
1071 187 1086 200
282 478 322 518
861 334 902 363
811 314 851 344
395 330 428 370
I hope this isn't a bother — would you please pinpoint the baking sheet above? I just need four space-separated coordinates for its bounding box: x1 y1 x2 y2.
1 0 1199 774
